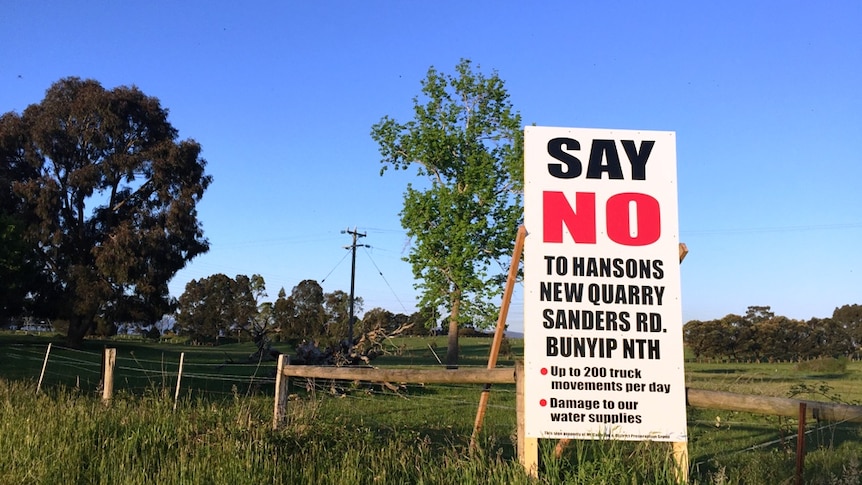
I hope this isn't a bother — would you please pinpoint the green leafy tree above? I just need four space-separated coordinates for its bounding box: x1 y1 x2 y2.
833 304 862 350
371 59 523 367
404 307 437 336
1 110 58 323
803 317 853 358
0 214 41 322
176 274 236 341
257 302 274 334
390 312 410 333
687 307 861 362
752 316 803 361
360 307 393 334
271 288 292 341
233 274 273 344
700 314 747 361
683 320 708 359
0 77 211 346
283 279 326 341
684 317 744 361
744 305 775 323
323 290 362 343
176 273 272 345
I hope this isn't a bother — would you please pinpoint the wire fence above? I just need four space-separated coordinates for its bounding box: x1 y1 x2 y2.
4 340 861 470
7 343 279 399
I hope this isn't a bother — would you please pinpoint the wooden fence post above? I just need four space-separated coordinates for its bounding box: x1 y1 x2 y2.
36 343 52 395
516 361 539 478
795 402 807 485
174 352 185 411
102 348 116 404
672 242 690 483
273 354 289 430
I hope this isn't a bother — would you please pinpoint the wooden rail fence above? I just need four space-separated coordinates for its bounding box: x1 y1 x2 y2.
271 357 862 479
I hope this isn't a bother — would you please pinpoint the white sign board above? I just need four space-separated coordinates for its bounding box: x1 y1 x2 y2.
524 126 687 442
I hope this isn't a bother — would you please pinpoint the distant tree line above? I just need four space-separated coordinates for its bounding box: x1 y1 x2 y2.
684 305 862 362
172 273 436 346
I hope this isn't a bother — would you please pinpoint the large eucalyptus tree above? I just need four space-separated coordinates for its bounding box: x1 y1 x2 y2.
0 77 211 346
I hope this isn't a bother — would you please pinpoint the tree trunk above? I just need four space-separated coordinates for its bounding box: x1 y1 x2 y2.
66 316 91 349
445 291 461 369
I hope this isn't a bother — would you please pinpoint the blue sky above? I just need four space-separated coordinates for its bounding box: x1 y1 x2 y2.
2 1 860 332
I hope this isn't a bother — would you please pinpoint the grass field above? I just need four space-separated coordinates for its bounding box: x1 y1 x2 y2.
1 332 861 484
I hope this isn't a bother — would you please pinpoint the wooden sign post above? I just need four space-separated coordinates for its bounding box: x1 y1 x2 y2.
470 225 526 450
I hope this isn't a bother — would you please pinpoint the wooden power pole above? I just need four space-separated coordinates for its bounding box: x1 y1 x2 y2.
343 227 367 348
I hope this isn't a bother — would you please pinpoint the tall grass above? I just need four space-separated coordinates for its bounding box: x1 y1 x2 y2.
2 334 862 484
0 379 534 484
0 378 707 484
9 378 857 485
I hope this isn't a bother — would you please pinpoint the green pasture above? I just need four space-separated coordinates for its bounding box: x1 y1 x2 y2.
1 332 861 484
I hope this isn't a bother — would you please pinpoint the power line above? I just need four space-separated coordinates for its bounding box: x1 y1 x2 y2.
320 250 351 284
682 222 862 236
363 246 410 314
